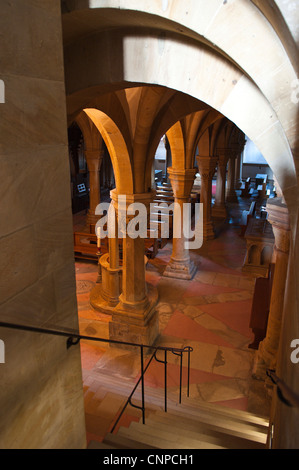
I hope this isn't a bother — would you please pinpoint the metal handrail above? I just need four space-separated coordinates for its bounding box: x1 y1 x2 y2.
0 321 193 430
110 345 192 433
267 369 299 409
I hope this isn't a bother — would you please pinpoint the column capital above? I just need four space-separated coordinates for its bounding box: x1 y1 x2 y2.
266 198 290 253
85 148 104 158
85 148 104 172
196 156 218 179
216 148 230 162
110 189 156 217
167 167 196 199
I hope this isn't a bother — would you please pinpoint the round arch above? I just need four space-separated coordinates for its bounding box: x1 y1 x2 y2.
64 28 297 213
83 108 134 194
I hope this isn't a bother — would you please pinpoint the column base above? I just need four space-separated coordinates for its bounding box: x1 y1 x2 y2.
226 191 238 203
252 343 276 392
203 222 215 241
163 258 197 280
109 284 159 349
90 283 120 315
235 179 243 189
212 204 227 219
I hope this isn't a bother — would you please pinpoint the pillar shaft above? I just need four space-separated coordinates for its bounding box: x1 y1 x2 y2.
226 153 238 202
163 167 197 279
109 190 159 347
254 199 290 381
235 152 243 188
85 149 103 226
213 149 229 218
197 156 217 240
90 202 122 310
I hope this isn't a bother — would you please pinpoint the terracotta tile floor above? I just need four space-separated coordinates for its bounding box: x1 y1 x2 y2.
74 198 272 446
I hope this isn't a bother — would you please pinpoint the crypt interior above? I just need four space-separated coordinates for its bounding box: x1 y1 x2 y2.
0 0 298 449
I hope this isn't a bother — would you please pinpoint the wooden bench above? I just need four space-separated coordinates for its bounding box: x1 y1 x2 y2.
257 176 268 199
145 230 159 258
74 231 106 261
241 177 252 197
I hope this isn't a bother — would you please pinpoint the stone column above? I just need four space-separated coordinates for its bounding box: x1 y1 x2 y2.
110 190 159 347
85 148 103 227
212 149 229 218
226 152 238 202
196 156 218 240
163 167 197 280
253 198 290 383
235 151 243 189
90 199 122 313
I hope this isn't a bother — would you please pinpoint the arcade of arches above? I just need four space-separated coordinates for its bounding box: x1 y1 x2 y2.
0 0 298 449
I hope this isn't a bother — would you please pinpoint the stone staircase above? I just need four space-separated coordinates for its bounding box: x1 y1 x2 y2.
88 387 269 450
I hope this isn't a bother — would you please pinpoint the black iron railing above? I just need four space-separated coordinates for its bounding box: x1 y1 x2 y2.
0 321 193 431
267 369 299 409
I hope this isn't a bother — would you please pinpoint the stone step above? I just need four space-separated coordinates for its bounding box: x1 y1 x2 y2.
173 394 269 429
145 413 266 449
116 421 226 449
131 400 268 444
85 371 268 428
88 440 118 449
134 417 241 449
103 432 156 449
150 406 267 445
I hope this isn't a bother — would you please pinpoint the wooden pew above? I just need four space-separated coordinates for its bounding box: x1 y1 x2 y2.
149 219 169 248
241 177 252 197
145 230 159 258
257 176 268 199
74 231 106 261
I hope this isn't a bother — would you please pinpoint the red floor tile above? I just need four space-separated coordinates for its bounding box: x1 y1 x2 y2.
199 300 253 338
183 281 239 297
142 361 229 389
80 343 106 370
163 311 235 348
197 256 245 276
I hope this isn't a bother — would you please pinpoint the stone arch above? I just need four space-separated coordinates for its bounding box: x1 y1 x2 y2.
197 128 211 157
64 27 297 212
166 121 186 170
75 111 103 151
62 1 298 145
83 108 134 194
248 244 260 265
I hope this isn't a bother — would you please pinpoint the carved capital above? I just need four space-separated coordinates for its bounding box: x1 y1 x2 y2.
85 148 104 171
266 198 290 253
196 156 218 180
167 167 196 199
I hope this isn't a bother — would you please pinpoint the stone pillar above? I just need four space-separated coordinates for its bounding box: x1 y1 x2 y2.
212 149 229 218
196 156 218 240
253 199 290 383
226 153 238 202
90 199 122 313
163 167 197 280
110 190 159 347
85 148 103 227
235 151 243 189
